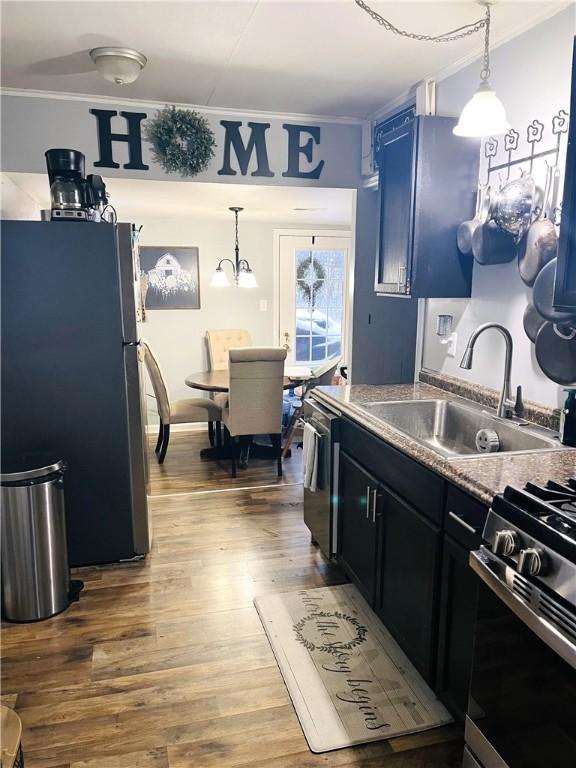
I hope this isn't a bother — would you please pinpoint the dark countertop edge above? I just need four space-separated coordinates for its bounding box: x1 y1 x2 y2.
310 385 571 507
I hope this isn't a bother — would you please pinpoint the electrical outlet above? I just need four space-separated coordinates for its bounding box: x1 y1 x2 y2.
259 299 268 312
443 332 458 358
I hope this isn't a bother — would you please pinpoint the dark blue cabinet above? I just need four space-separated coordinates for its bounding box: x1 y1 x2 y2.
375 113 479 298
554 37 576 311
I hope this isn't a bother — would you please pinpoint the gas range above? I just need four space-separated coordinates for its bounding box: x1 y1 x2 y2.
471 477 576 666
465 478 576 768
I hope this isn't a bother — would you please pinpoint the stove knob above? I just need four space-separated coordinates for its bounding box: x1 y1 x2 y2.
517 548 548 577
493 529 519 556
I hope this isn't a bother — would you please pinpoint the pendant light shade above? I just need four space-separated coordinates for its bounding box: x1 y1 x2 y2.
453 81 510 137
237 268 258 288
210 267 231 288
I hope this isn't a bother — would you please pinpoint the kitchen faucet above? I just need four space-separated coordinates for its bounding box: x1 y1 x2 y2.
460 323 523 419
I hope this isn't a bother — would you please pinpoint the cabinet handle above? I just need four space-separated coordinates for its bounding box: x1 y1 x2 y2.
371 488 379 523
365 486 371 519
397 264 407 291
448 510 478 535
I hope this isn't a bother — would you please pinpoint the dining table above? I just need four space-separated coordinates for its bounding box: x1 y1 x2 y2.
184 369 310 393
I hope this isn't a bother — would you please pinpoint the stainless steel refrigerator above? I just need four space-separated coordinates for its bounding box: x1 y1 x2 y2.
1 221 150 566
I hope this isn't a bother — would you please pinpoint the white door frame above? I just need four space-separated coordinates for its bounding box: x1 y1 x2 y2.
273 225 355 369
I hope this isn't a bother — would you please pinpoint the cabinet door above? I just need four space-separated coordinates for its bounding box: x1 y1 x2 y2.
554 39 576 310
436 535 479 720
376 485 440 683
375 120 415 295
338 451 381 605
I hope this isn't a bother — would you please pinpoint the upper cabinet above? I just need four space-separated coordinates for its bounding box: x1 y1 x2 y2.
554 38 576 311
374 111 479 298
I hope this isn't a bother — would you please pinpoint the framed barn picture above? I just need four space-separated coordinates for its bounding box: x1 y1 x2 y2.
139 246 201 310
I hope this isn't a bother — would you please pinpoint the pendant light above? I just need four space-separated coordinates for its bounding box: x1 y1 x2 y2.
355 0 509 137
210 207 258 288
453 3 510 137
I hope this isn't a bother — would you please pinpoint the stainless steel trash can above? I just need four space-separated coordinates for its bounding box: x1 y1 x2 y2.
1 455 70 622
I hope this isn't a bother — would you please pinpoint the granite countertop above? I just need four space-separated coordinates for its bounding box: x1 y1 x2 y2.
312 383 576 506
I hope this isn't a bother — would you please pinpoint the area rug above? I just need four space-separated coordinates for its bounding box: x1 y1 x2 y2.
254 584 452 753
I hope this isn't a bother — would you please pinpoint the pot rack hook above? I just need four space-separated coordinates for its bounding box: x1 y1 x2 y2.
526 119 544 174
552 108 569 169
483 135 498 185
504 129 519 181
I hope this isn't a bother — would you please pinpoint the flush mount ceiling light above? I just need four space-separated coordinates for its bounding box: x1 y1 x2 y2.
89 47 147 86
210 207 258 289
355 0 509 138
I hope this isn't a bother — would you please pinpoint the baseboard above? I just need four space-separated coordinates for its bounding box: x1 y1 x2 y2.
145 423 208 435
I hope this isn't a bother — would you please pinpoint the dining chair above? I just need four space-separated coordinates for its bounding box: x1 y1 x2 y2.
141 340 223 463
283 355 341 457
206 329 252 371
222 347 287 478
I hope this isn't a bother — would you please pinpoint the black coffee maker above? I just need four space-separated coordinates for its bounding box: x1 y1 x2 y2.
45 149 108 222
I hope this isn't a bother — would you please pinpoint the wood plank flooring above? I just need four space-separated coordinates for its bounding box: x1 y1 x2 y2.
1 430 463 767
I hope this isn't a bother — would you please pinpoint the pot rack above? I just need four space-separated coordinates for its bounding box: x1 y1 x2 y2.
482 109 569 184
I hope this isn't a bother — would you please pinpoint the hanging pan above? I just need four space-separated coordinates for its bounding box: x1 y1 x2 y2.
532 258 576 324
518 163 558 286
523 302 546 344
457 184 494 255
535 322 576 386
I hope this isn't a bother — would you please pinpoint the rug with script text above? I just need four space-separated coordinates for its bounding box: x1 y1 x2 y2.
254 583 452 753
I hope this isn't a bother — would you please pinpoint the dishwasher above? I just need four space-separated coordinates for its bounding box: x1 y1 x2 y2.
302 396 340 559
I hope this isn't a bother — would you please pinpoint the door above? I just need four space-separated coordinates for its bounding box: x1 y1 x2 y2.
277 234 351 369
374 119 415 295
338 451 381 605
376 484 441 682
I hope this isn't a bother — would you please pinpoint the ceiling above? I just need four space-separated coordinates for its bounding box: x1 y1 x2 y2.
1 1 569 119
5 173 355 224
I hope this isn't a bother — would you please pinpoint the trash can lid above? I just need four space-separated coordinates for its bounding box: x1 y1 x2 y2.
0 453 66 483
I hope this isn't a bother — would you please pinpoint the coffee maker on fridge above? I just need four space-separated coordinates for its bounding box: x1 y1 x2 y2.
45 148 111 222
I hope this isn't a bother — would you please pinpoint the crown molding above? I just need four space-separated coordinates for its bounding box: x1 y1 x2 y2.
0 87 363 126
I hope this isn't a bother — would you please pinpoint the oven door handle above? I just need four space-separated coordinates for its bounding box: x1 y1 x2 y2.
470 549 576 670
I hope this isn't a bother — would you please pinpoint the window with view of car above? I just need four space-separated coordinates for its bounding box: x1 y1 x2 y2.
295 249 344 364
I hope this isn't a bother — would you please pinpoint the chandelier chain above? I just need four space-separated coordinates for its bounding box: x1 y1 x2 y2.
355 0 489 45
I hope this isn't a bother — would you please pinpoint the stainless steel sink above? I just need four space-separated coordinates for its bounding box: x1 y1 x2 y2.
359 399 564 459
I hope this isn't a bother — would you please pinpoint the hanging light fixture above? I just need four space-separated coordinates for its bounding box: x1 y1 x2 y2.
355 0 509 137
453 3 510 137
210 207 258 288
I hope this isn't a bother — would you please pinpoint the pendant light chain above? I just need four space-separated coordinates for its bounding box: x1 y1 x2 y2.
234 208 240 264
480 4 491 82
355 0 489 44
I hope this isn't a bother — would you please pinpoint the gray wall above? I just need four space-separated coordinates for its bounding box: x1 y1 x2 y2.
422 7 576 408
1 94 362 189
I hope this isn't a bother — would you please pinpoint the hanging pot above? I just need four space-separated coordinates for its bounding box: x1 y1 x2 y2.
532 258 576 324
535 322 576 386
518 164 558 286
523 302 546 344
471 220 516 265
495 172 535 240
457 184 494 255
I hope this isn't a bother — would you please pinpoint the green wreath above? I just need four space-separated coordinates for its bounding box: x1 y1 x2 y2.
144 106 216 177
297 254 326 304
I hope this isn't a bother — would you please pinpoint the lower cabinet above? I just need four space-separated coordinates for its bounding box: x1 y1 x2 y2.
338 451 381 604
436 534 480 719
337 417 487 719
376 486 441 684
